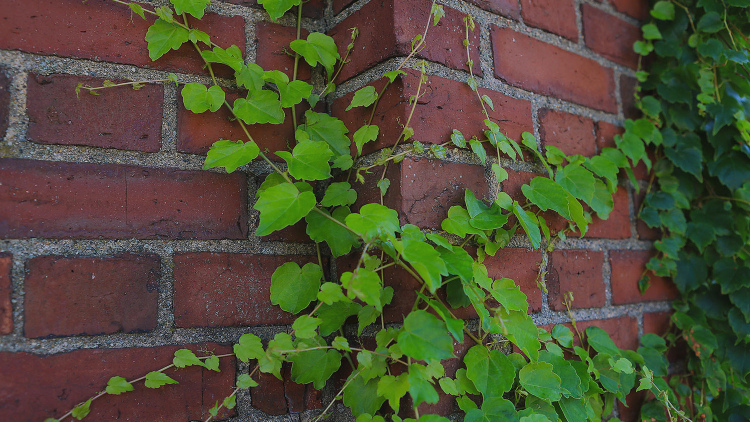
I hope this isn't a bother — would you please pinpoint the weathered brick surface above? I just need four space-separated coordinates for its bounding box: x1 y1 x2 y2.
538 109 597 157
520 0 578 41
0 159 247 239
0 344 235 421
0 0 245 76
548 249 605 310
609 0 650 20
595 121 623 151
621 74 640 119
256 21 311 81
0 70 9 140
485 248 544 312
27 74 163 151
24 255 160 338
329 0 481 82
173 253 319 327
466 0 520 18
334 70 533 156
251 363 322 415
643 311 672 336
492 27 617 113
333 0 356 14
610 250 678 304
582 4 640 68
0 253 11 335
585 188 632 239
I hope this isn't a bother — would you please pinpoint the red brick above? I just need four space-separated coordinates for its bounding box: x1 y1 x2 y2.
256 22 311 81
0 159 247 239
0 253 11 335
173 253 320 327
333 0 357 14
610 0 650 20
250 363 320 415
548 249 605 310
466 0 520 18
24 255 159 338
582 5 640 68
226 0 324 18
520 0 578 41
610 250 678 305
538 109 597 157
0 344 235 421
577 315 639 350
27 74 162 152
633 188 661 240
329 0 481 82
595 121 623 151
0 0 245 76
334 70 532 156
621 74 640 120
585 188 632 239
502 169 538 204
492 27 617 113
484 248 544 312
0 71 9 140
643 311 672 337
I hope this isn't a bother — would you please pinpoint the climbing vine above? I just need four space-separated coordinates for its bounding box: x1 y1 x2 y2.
42 0 707 421
626 1 750 421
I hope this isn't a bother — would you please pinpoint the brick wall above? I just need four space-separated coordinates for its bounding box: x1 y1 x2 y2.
0 0 672 421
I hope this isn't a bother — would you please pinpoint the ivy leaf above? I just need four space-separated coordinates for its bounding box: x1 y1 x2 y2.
254 182 316 236
316 301 362 336
345 203 400 240
203 140 260 172
170 0 210 18
397 310 455 361
539 351 582 398
641 23 662 40
383 69 406 82
201 45 244 71
270 262 323 314
236 63 265 92
697 11 724 33
469 138 487 165
129 3 146 19
439 245 474 283
299 111 351 156
105 376 134 395
182 83 224 113
354 125 380 155
144 371 179 388
401 238 448 293
408 364 440 406
464 345 515 399
276 140 333 181
651 1 674 20
288 348 341 389
233 333 265 363
465 398 518 422
292 315 320 338
290 33 340 76
489 278 528 313
585 327 620 356
555 164 596 205
305 207 360 257
341 269 383 310
519 362 562 401
145 19 190 61
552 325 574 348
377 374 409 413
321 182 357 207
512 201 541 249
71 399 92 420
257 0 301 21
347 86 378 111
173 349 203 368
343 374 385 417
233 91 285 125
522 177 573 222
496 308 541 361
204 355 220 372
665 144 703 181
236 374 258 389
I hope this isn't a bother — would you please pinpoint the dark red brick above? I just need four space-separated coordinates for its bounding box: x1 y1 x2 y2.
621 74 640 120
595 121 623 151
502 169 538 204
520 0 578 41
585 188 632 239
610 250 678 305
255 22 311 81
333 0 357 14
577 316 639 350
643 311 672 337
250 363 320 415
173 253 319 327
27 74 162 152
329 0 481 82
548 249 605 310
538 109 597 157
334 70 532 156
225 0 324 18
0 253 11 335
0 70 9 140
610 0 650 20
492 27 617 113
466 0 520 18
24 254 159 338
582 4 640 68
0 159 247 239
0 344 235 421
484 248 544 312
0 0 245 76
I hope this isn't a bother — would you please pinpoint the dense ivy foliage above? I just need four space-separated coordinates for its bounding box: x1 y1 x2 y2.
45 0 728 421
628 1 750 420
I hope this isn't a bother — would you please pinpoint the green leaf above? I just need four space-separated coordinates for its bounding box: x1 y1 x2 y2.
383 69 406 82
519 362 562 401
512 201 541 249
697 11 724 33
521 177 584 233
173 349 203 368
288 348 341 389
641 23 662 40
203 140 260 172
236 373 258 389
129 3 146 19
290 32 340 76
465 398 519 422
145 19 190 61
201 45 244 71
496 308 541 361
345 203 400 240
489 278 528 313
343 374 385 417
270 262 323 314
585 326 620 356
555 164 596 204
144 371 179 388
378 373 410 412
182 83 224 113
402 238 448 293
558 397 588 422
254 182 316 236
234 333 265 363
651 1 674 19
539 351 582 398
353 125 379 155
236 63 265 92
397 310 455 361
222 394 237 410
347 86 378 111
204 354 220 372
170 0 210 18
292 315 320 338
442 206 487 239
257 0 301 21
321 182 357 207
276 140 333 181
316 301 362 336
105 376 134 395
464 345 515 399
697 38 724 61
552 324 574 348
469 138 487 165
451 129 467 148
341 269 383 310
305 207 360 257
71 399 92 420
300 111 350 157
233 91 285 125
408 364 439 406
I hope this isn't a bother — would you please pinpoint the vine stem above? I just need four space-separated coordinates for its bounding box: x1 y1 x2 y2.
290 2 303 132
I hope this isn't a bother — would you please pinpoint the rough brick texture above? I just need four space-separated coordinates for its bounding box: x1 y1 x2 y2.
0 159 247 239
492 27 617 112
0 71 9 140
484 248 544 312
256 22 312 81
538 108 597 157
27 74 163 151
520 0 578 41
251 364 322 415
24 255 160 338
466 0 520 18
0 344 235 421
610 0 650 20
582 4 640 68
610 250 678 304
0 253 11 335
548 249 606 310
